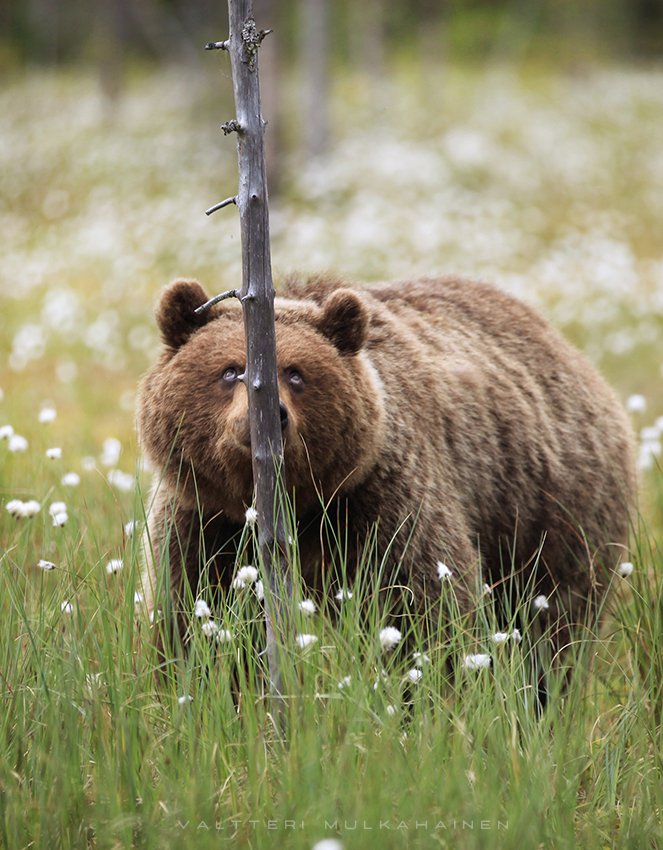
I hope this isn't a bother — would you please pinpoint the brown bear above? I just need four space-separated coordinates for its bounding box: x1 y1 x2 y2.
137 274 635 656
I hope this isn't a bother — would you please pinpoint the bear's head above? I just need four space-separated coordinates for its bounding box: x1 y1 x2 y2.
138 279 386 523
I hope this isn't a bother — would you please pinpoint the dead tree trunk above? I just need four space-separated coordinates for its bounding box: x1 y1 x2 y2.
204 0 290 720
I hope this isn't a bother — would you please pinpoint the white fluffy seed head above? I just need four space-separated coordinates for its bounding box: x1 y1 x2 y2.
295 633 318 649
233 565 259 589
194 598 212 619
298 598 316 615
617 561 634 578
8 434 28 453
379 626 402 651
39 406 57 424
463 653 492 670
626 394 647 413
436 561 453 580
533 594 550 611
491 632 509 644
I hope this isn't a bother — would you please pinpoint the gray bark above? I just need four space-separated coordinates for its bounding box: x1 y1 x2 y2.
224 0 290 718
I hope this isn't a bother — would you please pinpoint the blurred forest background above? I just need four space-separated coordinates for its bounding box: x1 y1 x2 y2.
3 1 663 177
3 0 663 69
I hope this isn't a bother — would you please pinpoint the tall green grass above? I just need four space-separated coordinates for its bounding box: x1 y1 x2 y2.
1 462 661 850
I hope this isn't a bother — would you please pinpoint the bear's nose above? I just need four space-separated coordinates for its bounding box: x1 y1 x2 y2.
279 402 289 430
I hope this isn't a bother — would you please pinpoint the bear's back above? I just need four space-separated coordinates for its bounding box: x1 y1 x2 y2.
283 273 634 594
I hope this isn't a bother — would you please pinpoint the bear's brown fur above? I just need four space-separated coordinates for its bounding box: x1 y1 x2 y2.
138 274 635 651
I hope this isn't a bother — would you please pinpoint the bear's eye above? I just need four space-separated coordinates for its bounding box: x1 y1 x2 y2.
285 368 304 390
222 367 239 384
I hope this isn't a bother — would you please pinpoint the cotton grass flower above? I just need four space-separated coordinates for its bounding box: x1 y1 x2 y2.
21 500 41 517
511 628 522 643
312 840 344 850
8 434 28 453
436 561 453 580
335 588 353 601
463 653 492 670
379 626 402 651
51 510 68 527
254 579 264 601
491 631 509 644
6 499 41 518
61 472 80 487
194 598 211 619
124 520 138 537
338 675 351 689
617 561 634 578
46 447 62 459
386 704 397 717
412 651 430 666
298 598 316 615
533 594 550 612
105 559 123 575
6 499 23 517
201 620 218 638
134 591 144 605
626 394 647 414
37 559 56 571
177 695 193 705
38 406 56 423
101 437 122 467
215 627 233 643
296 633 318 649
107 469 134 492
244 506 258 525
406 668 423 683
60 600 74 614
233 565 259 589
0 425 14 440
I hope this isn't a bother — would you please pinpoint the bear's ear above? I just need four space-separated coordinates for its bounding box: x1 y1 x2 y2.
318 289 368 355
156 279 211 349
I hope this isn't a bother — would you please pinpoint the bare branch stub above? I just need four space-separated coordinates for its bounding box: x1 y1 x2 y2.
194 289 240 314
205 195 237 216
204 40 229 51
221 120 242 135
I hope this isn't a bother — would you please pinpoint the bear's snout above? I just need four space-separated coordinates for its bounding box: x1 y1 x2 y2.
230 412 251 448
279 402 289 431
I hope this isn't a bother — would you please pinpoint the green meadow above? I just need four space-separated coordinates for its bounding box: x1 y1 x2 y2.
1 61 662 848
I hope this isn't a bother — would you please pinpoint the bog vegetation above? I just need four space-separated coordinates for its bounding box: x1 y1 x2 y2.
1 59 662 849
